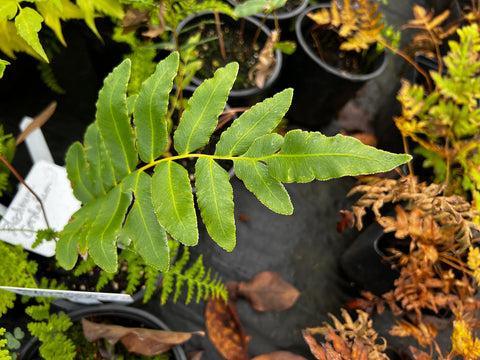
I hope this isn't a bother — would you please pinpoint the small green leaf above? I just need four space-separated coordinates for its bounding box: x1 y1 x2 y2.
123 171 169 271
267 131 412 182
88 186 132 273
152 161 198 246
234 134 292 214
174 62 238 155
195 158 235 251
215 88 293 156
134 52 179 163
65 142 96 203
96 59 137 181
14 7 49 62
275 40 296 55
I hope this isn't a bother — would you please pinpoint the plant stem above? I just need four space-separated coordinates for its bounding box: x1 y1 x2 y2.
246 15 268 60
376 37 433 93
214 11 227 61
0 153 50 229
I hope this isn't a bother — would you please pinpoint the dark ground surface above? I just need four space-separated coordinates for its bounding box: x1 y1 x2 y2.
0 0 460 358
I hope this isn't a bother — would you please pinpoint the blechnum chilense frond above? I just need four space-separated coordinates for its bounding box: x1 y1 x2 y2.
58 51 410 274
161 242 227 305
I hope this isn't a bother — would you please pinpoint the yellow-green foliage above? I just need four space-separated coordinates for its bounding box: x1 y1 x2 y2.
0 328 11 360
0 125 15 197
0 0 124 63
0 242 37 316
395 24 480 207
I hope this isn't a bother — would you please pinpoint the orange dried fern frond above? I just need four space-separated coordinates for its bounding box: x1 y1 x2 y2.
307 0 384 52
304 309 388 360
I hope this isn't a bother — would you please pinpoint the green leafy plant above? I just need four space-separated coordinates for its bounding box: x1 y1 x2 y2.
395 24 480 208
0 126 15 197
3 327 24 360
0 0 124 63
27 310 76 360
57 50 410 274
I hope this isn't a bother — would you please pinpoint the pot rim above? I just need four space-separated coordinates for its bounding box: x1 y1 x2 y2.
295 3 388 82
19 304 187 360
176 11 283 97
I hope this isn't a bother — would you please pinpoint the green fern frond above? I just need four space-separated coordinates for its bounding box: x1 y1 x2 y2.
28 312 75 360
95 268 116 291
0 125 15 196
144 264 161 302
37 62 65 94
0 243 37 316
32 229 58 249
57 52 409 275
72 256 97 276
160 246 227 305
120 250 144 294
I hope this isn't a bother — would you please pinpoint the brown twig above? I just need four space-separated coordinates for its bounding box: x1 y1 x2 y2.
376 37 433 93
0 153 50 229
214 11 227 61
246 15 268 60
16 101 57 146
215 107 250 132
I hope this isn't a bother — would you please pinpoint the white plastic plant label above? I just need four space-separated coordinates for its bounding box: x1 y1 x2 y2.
0 286 134 305
0 160 81 256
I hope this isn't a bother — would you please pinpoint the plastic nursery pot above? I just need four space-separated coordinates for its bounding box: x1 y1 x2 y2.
340 220 399 296
226 0 309 38
176 11 283 108
19 304 187 360
277 3 387 130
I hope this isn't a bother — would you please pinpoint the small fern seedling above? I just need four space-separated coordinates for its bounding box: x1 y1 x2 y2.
160 245 228 305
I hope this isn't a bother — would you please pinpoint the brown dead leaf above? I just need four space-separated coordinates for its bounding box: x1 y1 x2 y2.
350 133 377 147
205 298 250 360
81 318 203 356
248 30 279 88
337 210 355 233
142 24 165 38
237 271 300 312
409 346 431 360
121 7 149 28
252 351 307 359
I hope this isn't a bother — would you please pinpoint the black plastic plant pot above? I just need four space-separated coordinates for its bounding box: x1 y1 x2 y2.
19 304 187 360
277 3 387 130
176 11 283 108
226 0 309 38
340 221 399 296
